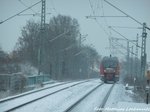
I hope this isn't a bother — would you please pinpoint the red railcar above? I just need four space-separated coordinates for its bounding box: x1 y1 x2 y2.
100 56 120 83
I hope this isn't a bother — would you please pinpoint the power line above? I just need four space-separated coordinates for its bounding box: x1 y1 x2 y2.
0 1 41 24
103 0 150 31
109 37 137 56
18 0 51 17
18 0 37 14
88 0 96 15
95 19 110 36
48 24 79 43
50 0 57 13
17 13 51 17
109 26 142 29
86 15 128 18
49 30 70 42
107 45 126 56
88 0 110 36
110 27 130 41
103 0 143 26
110 27 141 48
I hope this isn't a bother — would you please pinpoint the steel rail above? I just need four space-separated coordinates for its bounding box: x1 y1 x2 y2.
98 84 115 112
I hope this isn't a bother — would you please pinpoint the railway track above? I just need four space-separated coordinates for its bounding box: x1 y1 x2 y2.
96 84 115 112
0 81 71 103
62 83 115 112
0 79 95 112
63 83 104 112
0 79 94 103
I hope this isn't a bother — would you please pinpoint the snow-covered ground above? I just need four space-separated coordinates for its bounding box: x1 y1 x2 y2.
70 83 113 112
12 79 101 112
103 82 150 112
0 81 63 102
0 80 95 112
1 79 150 112
0 79 56 99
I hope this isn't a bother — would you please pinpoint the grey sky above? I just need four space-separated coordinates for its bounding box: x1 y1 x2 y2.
0 0 150 61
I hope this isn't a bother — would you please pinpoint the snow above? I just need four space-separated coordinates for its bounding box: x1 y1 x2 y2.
70 83 113 112
0 81 62 102
103 82 150 112
0 80 88 112
1 79 150 112
104 83 133 107
11 79 101 112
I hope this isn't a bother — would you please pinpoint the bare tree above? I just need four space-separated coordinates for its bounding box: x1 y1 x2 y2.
15 15 100 80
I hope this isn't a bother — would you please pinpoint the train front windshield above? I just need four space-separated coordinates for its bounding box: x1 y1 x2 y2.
102 58 118 68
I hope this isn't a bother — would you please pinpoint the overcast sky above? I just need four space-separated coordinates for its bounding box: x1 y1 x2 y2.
0 0 150 61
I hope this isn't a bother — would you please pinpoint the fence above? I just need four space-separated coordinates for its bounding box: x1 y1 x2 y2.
0 73 50 92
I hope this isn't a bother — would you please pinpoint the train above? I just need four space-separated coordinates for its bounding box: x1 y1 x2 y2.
100 55 120 83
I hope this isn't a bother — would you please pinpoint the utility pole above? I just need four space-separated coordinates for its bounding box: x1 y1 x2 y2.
126 40 137 83
79 34 82 48
78 33 87 48
141 23 147 85
131 46 134 81
135 34 139 83
38 0 46 76
127 41 130 77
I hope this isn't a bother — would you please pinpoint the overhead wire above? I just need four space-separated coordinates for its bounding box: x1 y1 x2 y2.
0 1 41 24
18 0 37 14
94 19 110 36
114 41 137 56
103 0 143 26
96 0 100 15
88 0 114 55
110 27 141 48
109 26 142 29
103 0 150 32
49 30 69 42
89 0 95 15
18 0 51 17
101 0 109 30
96 0 101 14
109 44 126 56
101 0 115 54
88 0 110 36
50 0 58 14
86 15 128 18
